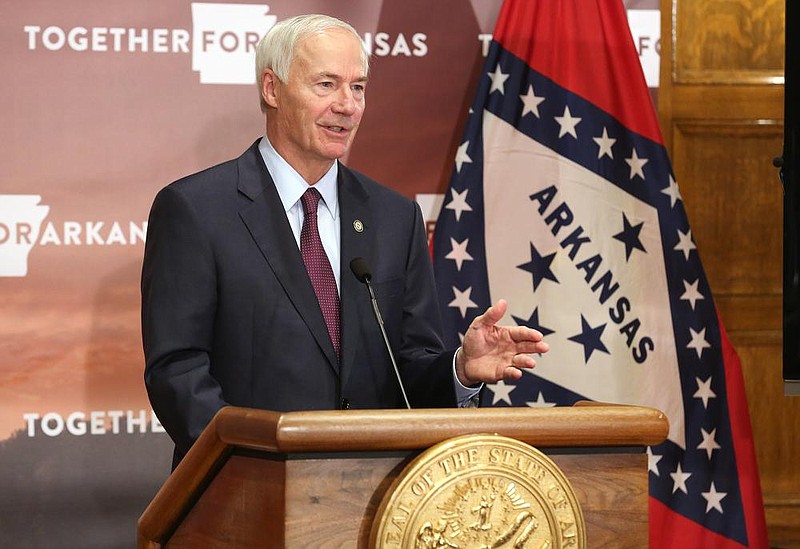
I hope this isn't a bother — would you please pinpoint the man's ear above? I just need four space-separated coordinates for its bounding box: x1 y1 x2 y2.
261 69 280 108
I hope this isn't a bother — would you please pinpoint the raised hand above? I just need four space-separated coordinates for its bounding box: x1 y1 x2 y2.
455 299 549 386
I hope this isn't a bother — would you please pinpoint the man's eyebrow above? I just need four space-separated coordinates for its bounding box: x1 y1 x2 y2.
315 71 369 83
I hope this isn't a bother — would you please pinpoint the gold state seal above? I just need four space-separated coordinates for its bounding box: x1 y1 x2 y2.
371 434 585 548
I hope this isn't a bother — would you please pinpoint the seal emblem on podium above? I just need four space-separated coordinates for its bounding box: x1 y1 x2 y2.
371 434 586 548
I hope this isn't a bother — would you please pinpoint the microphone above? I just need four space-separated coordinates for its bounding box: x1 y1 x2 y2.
349 257 411 409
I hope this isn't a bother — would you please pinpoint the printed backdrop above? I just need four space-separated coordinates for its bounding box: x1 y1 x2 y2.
0 1 658 546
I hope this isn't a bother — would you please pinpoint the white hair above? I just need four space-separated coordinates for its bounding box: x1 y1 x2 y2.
255 14 369 113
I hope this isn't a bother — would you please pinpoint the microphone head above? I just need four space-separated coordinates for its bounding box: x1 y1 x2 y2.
350 257 372 283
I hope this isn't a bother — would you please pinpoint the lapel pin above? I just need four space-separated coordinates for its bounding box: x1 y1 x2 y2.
353 219 364 233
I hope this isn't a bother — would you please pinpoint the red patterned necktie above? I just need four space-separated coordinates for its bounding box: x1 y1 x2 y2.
300 188 341 359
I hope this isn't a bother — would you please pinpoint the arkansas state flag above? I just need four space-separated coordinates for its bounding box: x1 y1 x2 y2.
432 0 769 547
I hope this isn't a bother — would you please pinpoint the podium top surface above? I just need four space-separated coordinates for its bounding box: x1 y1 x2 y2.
212 402 668 453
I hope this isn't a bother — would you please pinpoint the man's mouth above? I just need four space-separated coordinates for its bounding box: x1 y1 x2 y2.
321 122 353 134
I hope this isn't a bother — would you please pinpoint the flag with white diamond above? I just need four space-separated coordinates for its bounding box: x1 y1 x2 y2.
432 0 768 546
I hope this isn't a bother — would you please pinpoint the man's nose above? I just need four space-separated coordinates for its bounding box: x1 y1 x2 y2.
332 87 357 115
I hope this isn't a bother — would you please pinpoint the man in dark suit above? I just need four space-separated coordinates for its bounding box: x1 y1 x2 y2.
142 14 548 466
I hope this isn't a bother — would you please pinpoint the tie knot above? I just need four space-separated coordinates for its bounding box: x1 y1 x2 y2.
300 187 322 215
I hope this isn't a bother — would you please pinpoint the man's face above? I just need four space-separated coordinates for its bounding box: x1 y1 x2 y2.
263 28 367 182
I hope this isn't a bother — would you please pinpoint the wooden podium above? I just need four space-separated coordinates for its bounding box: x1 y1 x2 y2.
138 403 668 548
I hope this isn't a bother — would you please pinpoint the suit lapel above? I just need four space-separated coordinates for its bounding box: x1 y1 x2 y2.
338 166 375 390
236 142 340 373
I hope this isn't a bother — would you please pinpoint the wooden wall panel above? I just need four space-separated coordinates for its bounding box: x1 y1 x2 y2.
672 122 783 296
662 0 799 546
674 0 784 83
738 344 800 495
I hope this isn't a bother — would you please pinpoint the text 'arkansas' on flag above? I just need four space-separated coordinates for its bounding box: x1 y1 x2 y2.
432 0 769 547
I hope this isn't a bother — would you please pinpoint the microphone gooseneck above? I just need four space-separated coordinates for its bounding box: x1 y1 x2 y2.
349 257 411 409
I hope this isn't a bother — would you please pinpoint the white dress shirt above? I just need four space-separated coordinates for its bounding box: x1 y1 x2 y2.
259 136 341 291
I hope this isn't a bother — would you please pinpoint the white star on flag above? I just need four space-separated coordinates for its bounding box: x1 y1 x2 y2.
687 327 712 359
592 127 616 159
674 228 697 260
662 174 682 207
445 188 473 221
520 85 545 118
455 141 473 173
680 279 705 310
625 148 649 180
488 379 516 405
445 238 473 271
554 106 581 139
670 462 692 494
487 65 510 94
702 482 728 514
448 286 478 318
698 427 722 460
693 376 717 409
647 446 663 476
525 391 556 408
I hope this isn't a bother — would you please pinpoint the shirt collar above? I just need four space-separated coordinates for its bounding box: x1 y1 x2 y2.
258 136 339 218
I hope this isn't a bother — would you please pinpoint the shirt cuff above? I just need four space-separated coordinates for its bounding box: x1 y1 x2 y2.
452 347 482 407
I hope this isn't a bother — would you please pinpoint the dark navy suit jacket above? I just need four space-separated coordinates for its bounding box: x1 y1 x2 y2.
142 141 456 464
